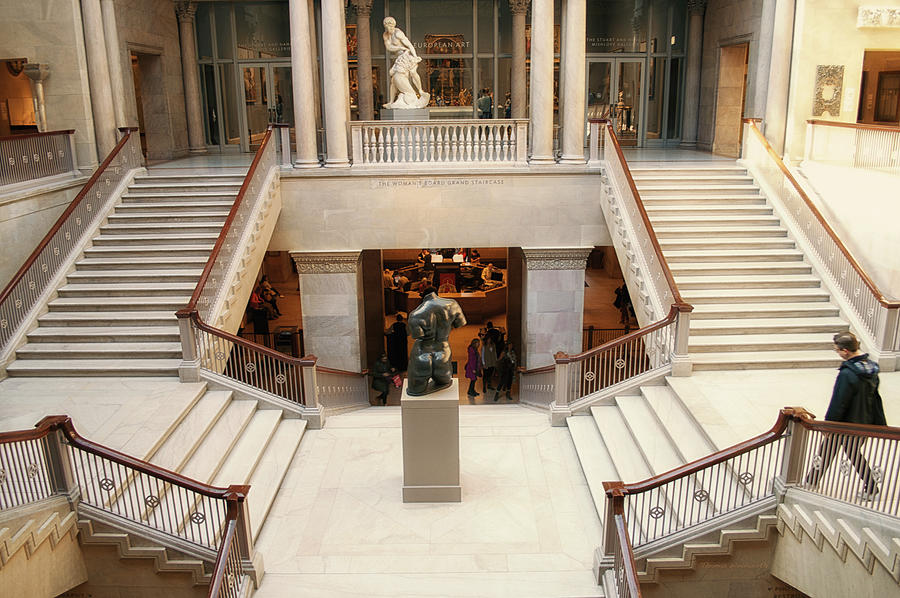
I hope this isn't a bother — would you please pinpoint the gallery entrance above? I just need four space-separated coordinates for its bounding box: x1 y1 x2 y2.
587 58 646 147
240 63 294 151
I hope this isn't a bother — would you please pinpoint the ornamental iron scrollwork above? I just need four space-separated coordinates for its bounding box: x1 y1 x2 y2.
145 495 160 508
275 374 287 385
99 477 116 491
839 459 852 476
584 371 596 382
738 472 754 486
190 511 206 525
649 505 665 519
693 489 709 502
615 359 626 369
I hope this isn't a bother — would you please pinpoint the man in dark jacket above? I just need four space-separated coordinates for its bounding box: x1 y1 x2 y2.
805 332 886 500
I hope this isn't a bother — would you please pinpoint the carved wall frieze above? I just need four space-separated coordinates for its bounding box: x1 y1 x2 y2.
857 6 900 28
291 250 361 273
522 247 592 271
813 65 844 118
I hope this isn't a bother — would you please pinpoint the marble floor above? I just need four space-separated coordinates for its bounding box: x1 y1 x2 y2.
253 404 604 598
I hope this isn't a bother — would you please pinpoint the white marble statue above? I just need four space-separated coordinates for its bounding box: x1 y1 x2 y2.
382 16 430 109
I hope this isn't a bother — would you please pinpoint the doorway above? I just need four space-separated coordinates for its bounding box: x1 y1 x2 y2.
239 63 294 152
712 43 749 157
587 58 646 147
130 51 172 161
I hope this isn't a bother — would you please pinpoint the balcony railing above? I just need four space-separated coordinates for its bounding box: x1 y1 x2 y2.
0 128 141 360
583 326 628 352
350 119 529 166
0 129 78 187
743 119 900 365
804 119 900 173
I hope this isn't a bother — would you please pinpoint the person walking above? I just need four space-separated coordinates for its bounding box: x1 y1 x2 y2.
805 331 887 500
465 338 482 400
372 353 395 405
494 342 517 401
482 336 497 393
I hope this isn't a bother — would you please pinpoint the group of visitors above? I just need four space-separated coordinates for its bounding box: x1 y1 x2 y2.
465 322 517 401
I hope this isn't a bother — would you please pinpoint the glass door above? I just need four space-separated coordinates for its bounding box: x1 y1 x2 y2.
587 58 645 147
240 64 293 152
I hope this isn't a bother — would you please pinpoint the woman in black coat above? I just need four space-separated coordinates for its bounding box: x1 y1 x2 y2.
385 314 408 371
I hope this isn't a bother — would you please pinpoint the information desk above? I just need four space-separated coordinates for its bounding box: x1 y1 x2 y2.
403 286 506 324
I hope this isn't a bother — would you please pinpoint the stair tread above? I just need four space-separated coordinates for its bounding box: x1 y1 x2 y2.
615 395 684 475
5 358 181 371
691 316 846 329
566 415 618 524
249 419 307 540
683 288 830 299
178 400 258 483
39 311 178 322
590 405 652 483
147 391 233 473
674 274 821 284
690 332 837 344
671 262 809 271
60 282 196 290
211 410 283 487
691 350 842 367
17 342 181 352
641 386 715 463
29 325 180 336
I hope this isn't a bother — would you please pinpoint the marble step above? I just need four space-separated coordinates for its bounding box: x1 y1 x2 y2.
38 311 178 327
210 410 283 487
248 419 307 541
641 195 767 205
146 391 233 473
689 332 837 353
682 287 832 304
674 274 822 290
92 233 220 246
615 395 684 475
83 244 215 258
689 316 848 336
644 204 773 216
67 270 202 284
26 326 180 344
629 167 748 177
4 358 181 377
76 256 209 270
128 183 243 194
691 350 842 371
659 238 796 251
176 400 258 483
15 342 182 360
99 222 225 236
663 248 805 263
113 201 234 213
641 385 716 463
135 174 245 185
669 262 811 276
639 185 763 197
57 282 196 297
48 296 189 311
689 302 839 320
590 405 652 483
632 175 756 187
567 414 619 523
649 213 780 225
654 226 787 238
121 192 239 203
107 211 230 223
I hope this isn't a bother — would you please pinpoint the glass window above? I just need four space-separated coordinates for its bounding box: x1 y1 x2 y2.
200 64 218 144
215 3 233 60
477 0 493 52
586 0 647 54
196 3 213 61
498 0 512 55
424 57 473 109
219 64 241 145
671 1 686 54
497 57 511 117
477 57 495 116
666 57 682 138
383 0 405 32
649 0 668 56
409 0 473 52
235 2 291 59
370 0 386 58
646 57 666 139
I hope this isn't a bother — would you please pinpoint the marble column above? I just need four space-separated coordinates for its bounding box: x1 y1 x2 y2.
520 247 592 369
529 0 555 163
24 64 50 131
509 0 528 119
100 0 126 129
81 0 117 157
763 0 796 156
175 1 207 153
290 0 320 167
321 0 350 167
679 0 706 149
351 0 374 121
291 251 365 372
559 0 586 164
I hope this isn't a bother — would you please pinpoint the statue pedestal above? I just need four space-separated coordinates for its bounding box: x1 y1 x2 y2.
381 108 430 121
401 379 461 502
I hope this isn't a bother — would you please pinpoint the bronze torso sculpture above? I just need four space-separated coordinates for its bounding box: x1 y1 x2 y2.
406 292 466 395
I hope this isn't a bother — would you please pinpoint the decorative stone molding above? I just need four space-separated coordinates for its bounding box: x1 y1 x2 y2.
350 0 374 17
174 0 197 21
522 247 592 271
857 6 900 28
291 250 361 274
813 65 844 117
508 0 529 16
687 0 707 16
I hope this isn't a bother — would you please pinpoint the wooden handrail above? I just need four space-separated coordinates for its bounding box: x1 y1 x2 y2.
807 119 900 133
744 119 900 308
190 312 318 368
517 364 555 375
207 519 238 598
798 414 900 441
317 365 371 377
556 304 679 364
0 129 76 143
603 122 691 312
615 513 643 597
0 127 138 306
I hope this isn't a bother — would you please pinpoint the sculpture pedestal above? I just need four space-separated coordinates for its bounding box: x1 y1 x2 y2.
381 108 430 121
401 379 461 502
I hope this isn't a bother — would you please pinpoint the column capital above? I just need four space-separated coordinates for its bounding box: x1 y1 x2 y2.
687 0 707 16
24 63 50 82
350 0 374 17
522 247 592 271
508 0 530 16
174 0 197 22
291 250 362 274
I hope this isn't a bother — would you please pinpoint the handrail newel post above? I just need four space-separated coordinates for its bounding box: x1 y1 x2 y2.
550 353 572 426
350 124 363 165
279 125 292 168
41 419 80 506
671 306 693 377
775 407 814 500
176 312 201 383
301 360 325 429
67 131 80 174
600 481 624 569
875 307 899 372
515 120 529 165
227 485 264 587
587 120 601 166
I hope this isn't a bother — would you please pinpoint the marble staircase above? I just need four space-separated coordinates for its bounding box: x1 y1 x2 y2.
5 171 245 377
631 163 847 370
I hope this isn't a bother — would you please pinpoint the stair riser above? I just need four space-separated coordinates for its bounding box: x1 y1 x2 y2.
691 323 848 336
114 204 234 214
107 214 229 224
661 241 796 250
17 348 182 359
629 169 748 177
684 294 831 304
639 188 763 197
100 225 224 235
28 333 180 343
121 194 238 203
135 176 245 185
634 178 756 187
656 229 787 238
676 280 821 290
690 308 839 320
49 301 187 311
76 260 208 270
57 288 193 298
68 273 200 284
92 237 217 246
83 247 214 258
6 367 178 377
38 317 177 327
670 266 811 276
128 185 242 194
693 359 841 371
690 340 836 353
642 197 768 205
646 207 774 216
666 253 803 263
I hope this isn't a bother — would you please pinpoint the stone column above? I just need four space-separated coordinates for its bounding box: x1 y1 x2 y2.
509 0 528 119
290 0 320 167
351 0 374 121
321 0 350 167
529 0 555 163
100 0 126 129
559 0 586 164
679 0 705 149
763 0 796 156
520 247 592 369
291 251 365 372
24 64 50 131
81 0 117 157
175 1 207 153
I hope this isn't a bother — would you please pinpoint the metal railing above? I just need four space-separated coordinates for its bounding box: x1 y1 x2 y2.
601 407 900 595
207 512 245 597
804 119 900 173
743 119 900 357
0 129 78 186
349 119 529 166
583 327 629 352
0 128 140 358
609 505 642 598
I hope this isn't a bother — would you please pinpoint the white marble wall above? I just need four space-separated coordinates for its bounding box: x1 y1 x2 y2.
272 173 609 251
292 251 366 373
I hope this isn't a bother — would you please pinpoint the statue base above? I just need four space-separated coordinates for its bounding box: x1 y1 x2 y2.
400 379 461 502
381 108 430 121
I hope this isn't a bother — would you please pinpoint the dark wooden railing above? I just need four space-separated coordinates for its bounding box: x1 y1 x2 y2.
0 128 141 358
583 326 628 352
0 129 78 186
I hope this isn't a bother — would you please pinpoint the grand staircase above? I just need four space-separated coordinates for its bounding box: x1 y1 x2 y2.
631 163 847 370
6 171 244 377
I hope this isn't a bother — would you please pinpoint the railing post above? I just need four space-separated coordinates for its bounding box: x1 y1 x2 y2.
670 306 692 377
875 306 900 372
588 120 601 166
279 125 292 168
550 353 572 426
351 124 363 165
35 416 80 505
226 485 263 587
515 120 528 165
775 408 814 500
176 313 201 383
600 482 625 572
301 360 325 429
804 121 814 162
67 131 80 174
